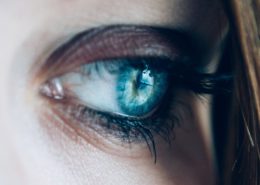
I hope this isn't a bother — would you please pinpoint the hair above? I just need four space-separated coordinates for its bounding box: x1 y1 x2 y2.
217 0 260 184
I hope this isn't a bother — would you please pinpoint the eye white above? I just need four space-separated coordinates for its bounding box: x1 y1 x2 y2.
59 62 123 114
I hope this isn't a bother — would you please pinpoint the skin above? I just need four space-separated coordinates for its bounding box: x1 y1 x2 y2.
0 0 228 185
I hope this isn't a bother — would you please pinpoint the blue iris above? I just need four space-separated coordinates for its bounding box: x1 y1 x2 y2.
116 62 168 117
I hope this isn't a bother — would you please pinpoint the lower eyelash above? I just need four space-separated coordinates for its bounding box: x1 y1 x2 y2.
48 91 185 162
75 105 175 162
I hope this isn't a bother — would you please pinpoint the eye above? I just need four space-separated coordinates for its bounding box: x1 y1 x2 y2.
37 25 229 159
46 58 169 118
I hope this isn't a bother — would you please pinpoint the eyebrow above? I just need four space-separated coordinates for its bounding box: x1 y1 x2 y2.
39 25 207 79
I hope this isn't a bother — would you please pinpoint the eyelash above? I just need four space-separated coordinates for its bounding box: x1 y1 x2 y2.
63 102 175 162
38 25 233 161
41 56 232 162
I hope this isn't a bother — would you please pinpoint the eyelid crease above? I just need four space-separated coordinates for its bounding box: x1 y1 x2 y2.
37 25 199 82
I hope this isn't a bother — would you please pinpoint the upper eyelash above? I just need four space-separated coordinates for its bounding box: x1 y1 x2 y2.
82 56 233 95
170 69 233 94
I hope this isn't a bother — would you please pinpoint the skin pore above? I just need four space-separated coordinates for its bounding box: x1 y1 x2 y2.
0 0 228 185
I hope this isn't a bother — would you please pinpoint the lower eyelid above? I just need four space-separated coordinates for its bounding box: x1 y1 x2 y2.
38 87 194 159
39 101 156 159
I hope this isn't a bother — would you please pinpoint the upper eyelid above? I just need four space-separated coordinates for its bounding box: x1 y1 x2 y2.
36 25 202 81
35 25 232 98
